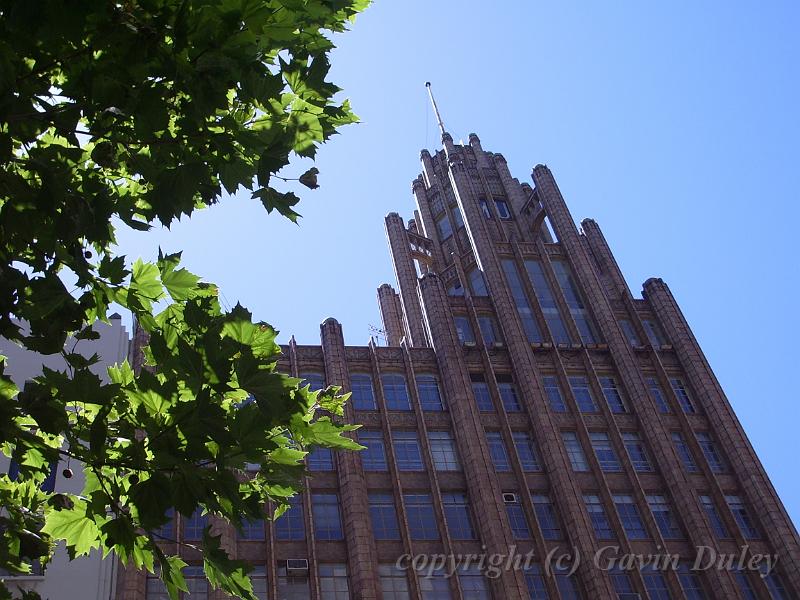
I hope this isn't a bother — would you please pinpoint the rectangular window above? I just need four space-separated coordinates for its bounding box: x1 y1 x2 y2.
599 376 627 413
542 375 567 412
312 494 343 540
584 494 614 540
417 374 445 411
379 564 410 600
696 431 726 473
369 492 401 540
531 494 562 540
568 376 599 413
239 518 265 541
428 431 461 471
250 565 267 600
512 432 540 471
641 565 671 600
619 319 641 346
358 430 387 471
699 494 729 538
319 564 349 600
477 315 500 345
381 374 411 411
436 214 453 240
471 375 493 412
277 565 310 600
562 432 589 472
274 499 304 541
762 567 789 600
350 373 376 410
301 372 325 392
497 380 523 412
555 566 583 600
589 432 622 472
622 432 653 472
677 563 708 600
643 319 667 346
417 567 452 600
672 432 699 473
451 206 465 230
184 565 208 599
146 574 169 600
670 378 696 413
725 495 760 539
458 566 490 599
609 568 635 597
405 494 439 540
505 499 531 539
613 494 648 540
501 259 542 343
551 260 597 344
523 565 548 600
153 508 174 541
183 509 207 541
442 493 476 540
486 431 511 472
494 197 512 220
393 431 424 471
468 268 488 296
479 197 493 219
647 377 671 413
308 447 334 471
454 316 476 345
647 494 683 539
734 570 758 600
524 259 571 344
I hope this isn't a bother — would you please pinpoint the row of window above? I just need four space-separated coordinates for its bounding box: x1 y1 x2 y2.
434 195 514 244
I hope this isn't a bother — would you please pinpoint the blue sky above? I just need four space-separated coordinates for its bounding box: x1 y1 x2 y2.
115 2 800 524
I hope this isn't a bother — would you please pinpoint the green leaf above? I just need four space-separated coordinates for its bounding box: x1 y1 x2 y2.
42 503 101 557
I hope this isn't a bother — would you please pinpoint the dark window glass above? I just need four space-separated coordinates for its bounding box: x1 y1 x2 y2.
512 432 540 471
542 375 567 412
358 430 387 471
308 447 334 471
486 431 511 472
350 373 376 410
647 494 683 539
312 493 343 540
599 376 627 413
416 374 445 411
531 494 562 540
613 494 648 540
697 432 727 473
524 259 571 344
672 432 699 473
405 494 439 540
468 268 489 296
505 502 531 540
647 377 671 413
381 374 411 411
300 372 324 392
454 316 476 344
584 494 615 540
498 381 523 412
471 380 494 412
670 378 696 413
501 259 542 343
369 492 400 540
589 432 621 472
274 499 304 541
442 493 476 540
393 431 424 471
569 376 598 413
494 197 512 219
726 495 760 539
699 494 729 538
622 432 653 472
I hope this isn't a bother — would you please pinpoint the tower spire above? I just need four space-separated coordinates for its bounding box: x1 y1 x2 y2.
425 82 446 136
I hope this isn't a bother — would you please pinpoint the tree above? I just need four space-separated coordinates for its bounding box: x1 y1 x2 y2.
0 1 368 598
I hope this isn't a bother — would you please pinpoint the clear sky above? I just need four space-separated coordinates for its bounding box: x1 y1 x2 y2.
115 2 800 525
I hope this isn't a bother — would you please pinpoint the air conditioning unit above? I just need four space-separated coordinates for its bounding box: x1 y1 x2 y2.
502 493 519 504
286 559 309 572
463 341 476 348
557 343 569 349
541 342 552 349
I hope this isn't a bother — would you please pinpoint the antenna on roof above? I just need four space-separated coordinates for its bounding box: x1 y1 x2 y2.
425 82 446 136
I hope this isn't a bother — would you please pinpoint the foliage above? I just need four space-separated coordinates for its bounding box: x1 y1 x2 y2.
0 0 368 598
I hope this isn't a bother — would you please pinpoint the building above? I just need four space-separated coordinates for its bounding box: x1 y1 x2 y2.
117 129 799 600
0 315 129 600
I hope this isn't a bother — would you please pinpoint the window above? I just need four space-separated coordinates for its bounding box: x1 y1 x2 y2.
430 191 444 216
239 518 265 541
418 567 452 600
647 494 683 539
643 319 667 346
734 569 758 600
531 494 562 540
554 566 583 600
468 268 488 296
599 376 627 413
619 319 641 346
497 380 523 412
523 565 548 600
568 376 599 413
184 565 208 599
501 259 543 342
471 375 493 412
551 260 597 344
308 447 335 471
442 493 476 540
451 206 465 230
524 259 571 344
542 375 567 412
672 432 699 472
613 494 648 540
382 374 411 410
251 565 267 600
454 316 476 344
479 197 493 219
584 494 614 540
319 564 349 600
417 374 445 411
609 568 635 598
622 432 653 472
494 197 512 220
301 372 325 392
512 432 540 471
448 281 465 297
312 494 343 540
562 432 589 471
277 564 310 600
368 492 400 540
699 495 729 538
146 573 169 600
275 499 304 541
428 431 461 471
405 494 439 540
641 565 671 600
350 374 376 410
677 563 707 600
725 495 760 539
477 315 500 345
379 564 410 600
696 432 726 473
393 431 424 471
183 509 207 541
459 566 490 599
670 378 696 413
358 430 387 471
647 377 671 413
486 431 511 472
153 508 174 540
589 432 621 471
762 566 789 600
505 498 531 539
436 214 453 240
